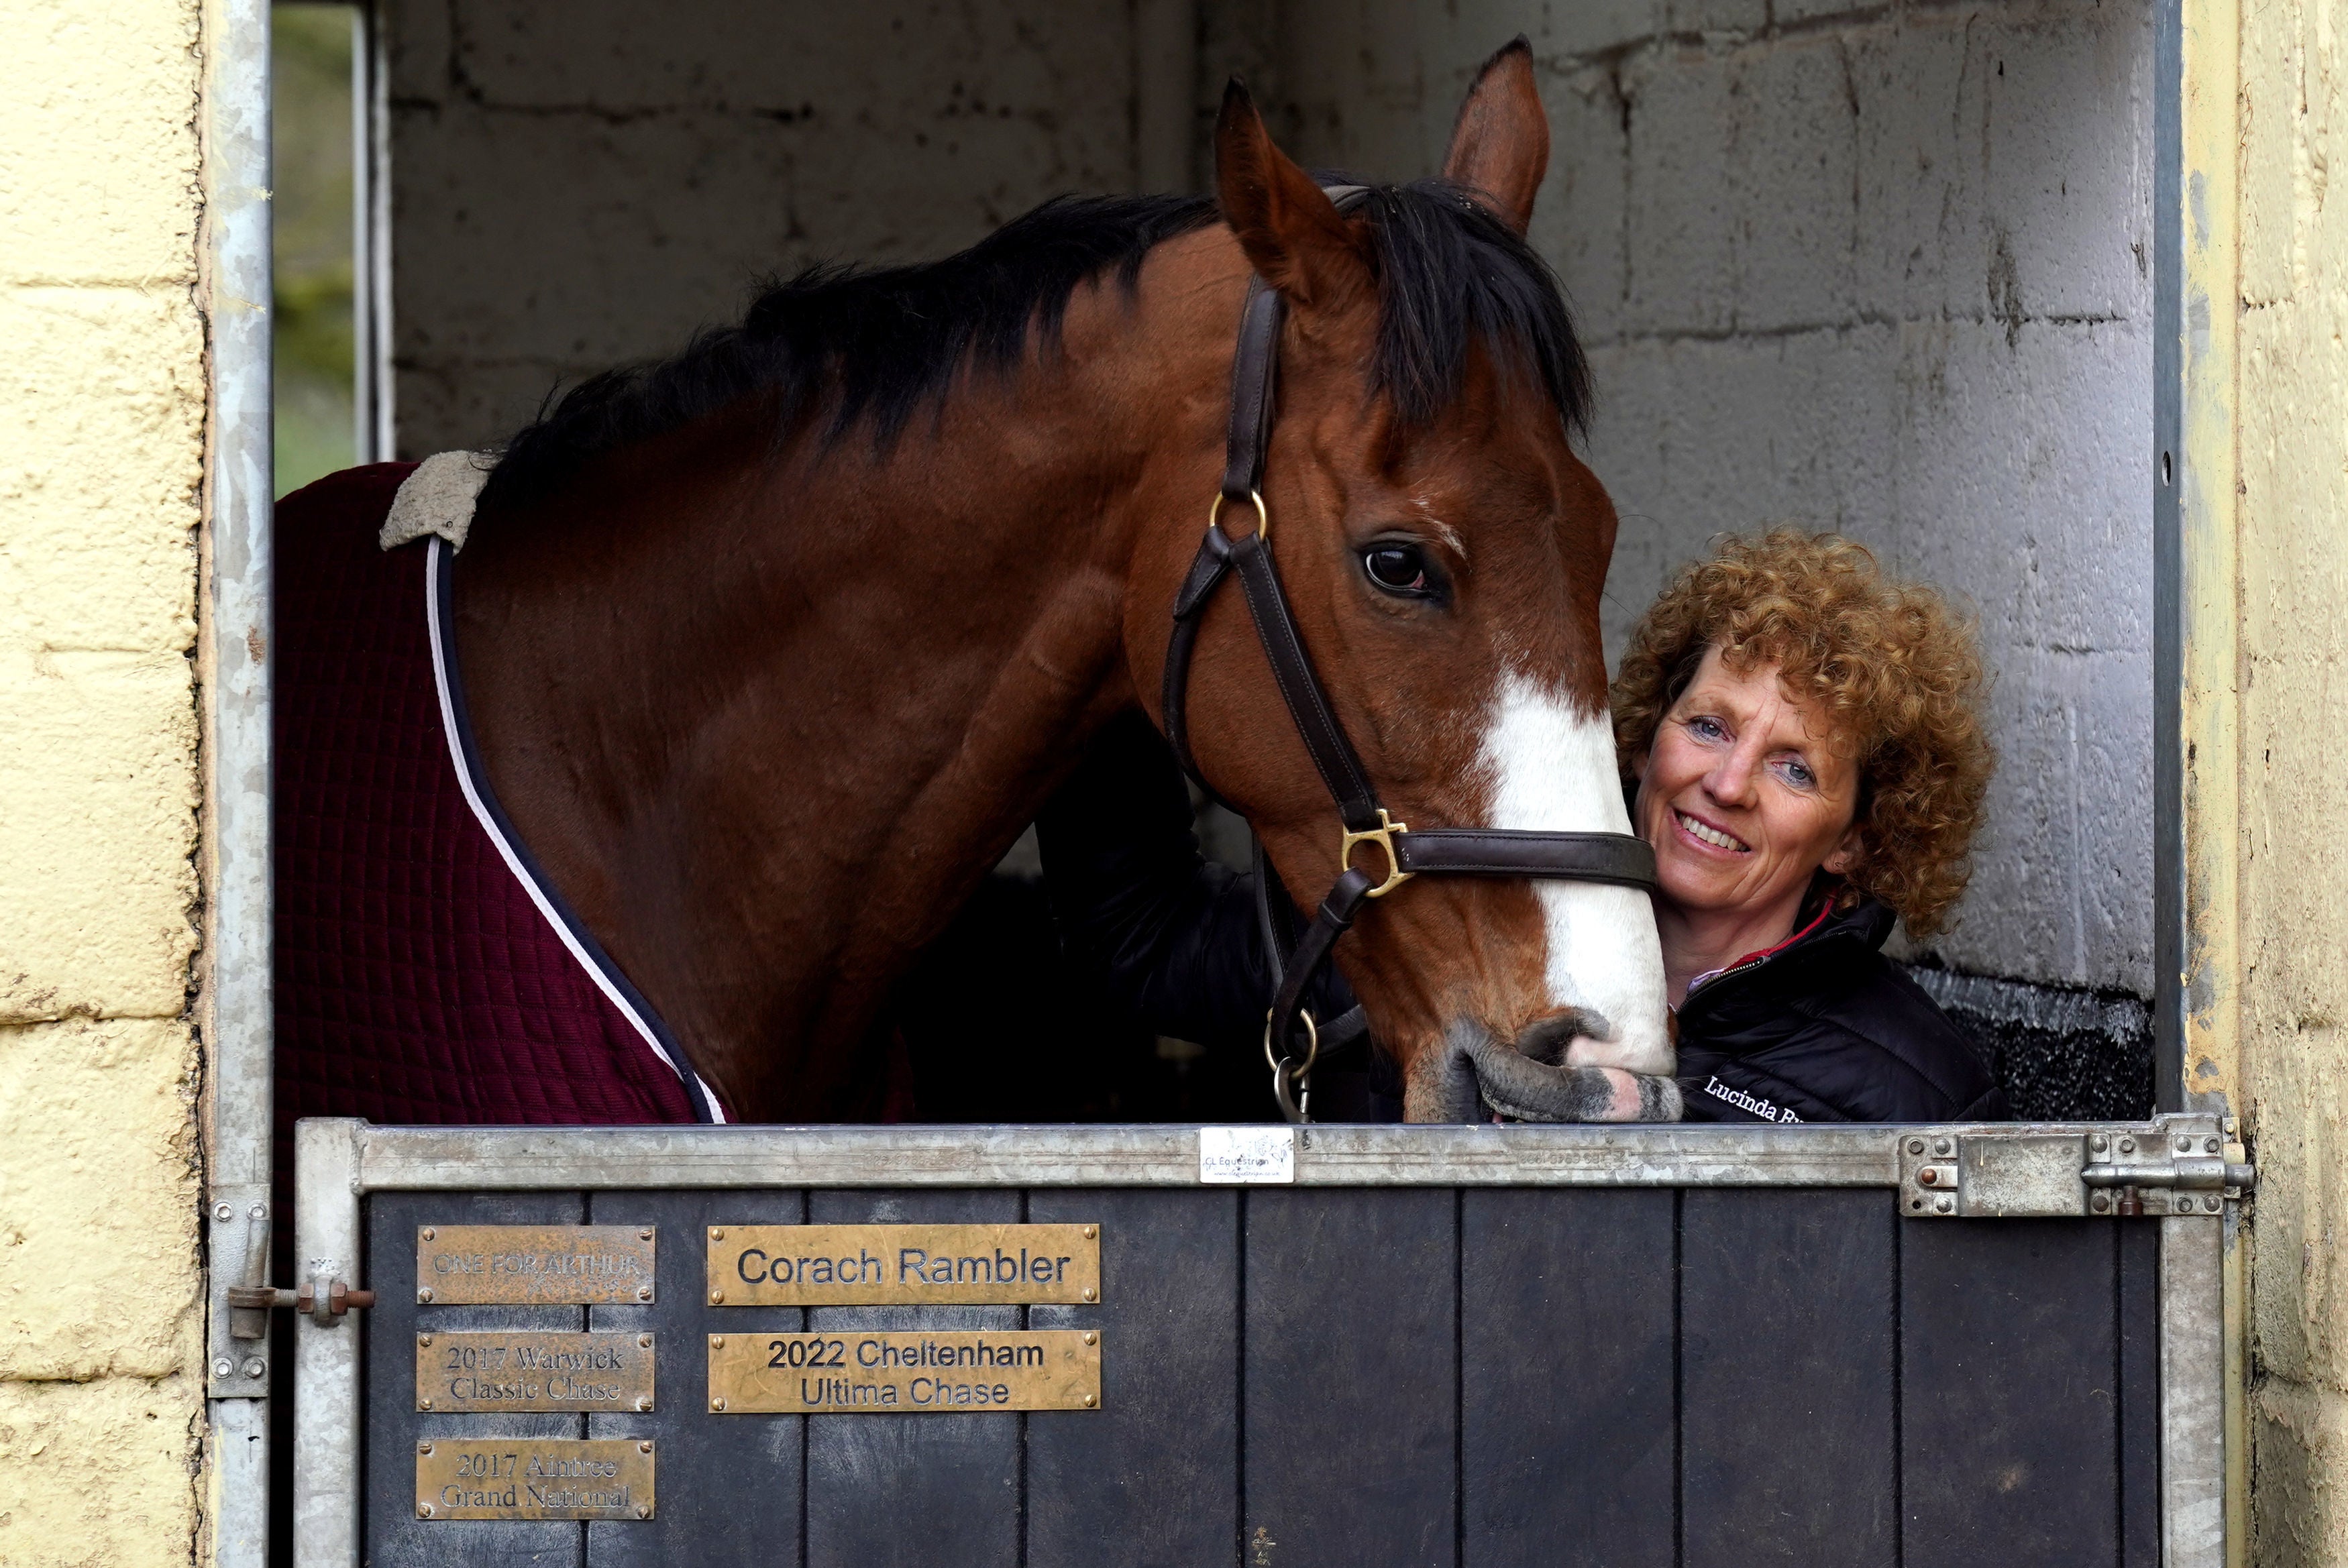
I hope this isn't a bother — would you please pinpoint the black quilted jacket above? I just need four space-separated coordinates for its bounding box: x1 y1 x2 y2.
1036 715 2009 1125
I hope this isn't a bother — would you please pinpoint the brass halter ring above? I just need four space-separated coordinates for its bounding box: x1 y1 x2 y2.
1208 488 1269 543
1339 809 1414 898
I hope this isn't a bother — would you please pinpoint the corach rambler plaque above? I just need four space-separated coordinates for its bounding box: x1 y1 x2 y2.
706 1224 1100 1305
415 1224 656 1305
706 1330 1101 1412
415 1437 655 1520
415 1331 655 1412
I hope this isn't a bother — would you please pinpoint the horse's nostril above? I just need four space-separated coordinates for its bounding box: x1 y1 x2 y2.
1512 1010 1607 1068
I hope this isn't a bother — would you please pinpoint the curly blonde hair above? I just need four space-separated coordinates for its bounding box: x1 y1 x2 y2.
1611 530 1994 936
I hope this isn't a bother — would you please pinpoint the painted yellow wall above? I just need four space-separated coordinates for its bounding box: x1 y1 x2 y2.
0 0 209 1562
2207 0 2348 1557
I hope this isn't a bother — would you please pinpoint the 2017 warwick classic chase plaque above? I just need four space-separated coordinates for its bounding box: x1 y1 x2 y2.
705 1223 1100 1305
416 1331 655 1412
706 1331 1102 1412
415 1225 657 1304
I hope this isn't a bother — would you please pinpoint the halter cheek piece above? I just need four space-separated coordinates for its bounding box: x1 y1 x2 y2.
1160 186 1660 1123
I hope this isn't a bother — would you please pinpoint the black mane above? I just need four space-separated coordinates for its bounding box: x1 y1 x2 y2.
482 181 1589 511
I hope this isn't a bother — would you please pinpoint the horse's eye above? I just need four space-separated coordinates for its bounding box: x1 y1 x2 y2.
1363 544 1432 596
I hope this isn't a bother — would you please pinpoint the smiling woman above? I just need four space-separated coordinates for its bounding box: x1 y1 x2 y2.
1613 530 2006 1123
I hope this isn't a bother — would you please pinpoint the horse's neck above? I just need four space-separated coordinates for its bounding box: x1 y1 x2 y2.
455 294 1223 1117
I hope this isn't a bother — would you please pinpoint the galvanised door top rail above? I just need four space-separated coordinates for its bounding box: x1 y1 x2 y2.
327 1113 2232 1193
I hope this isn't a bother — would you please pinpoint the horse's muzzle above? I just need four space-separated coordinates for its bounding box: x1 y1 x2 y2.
1428 1016 1683 1123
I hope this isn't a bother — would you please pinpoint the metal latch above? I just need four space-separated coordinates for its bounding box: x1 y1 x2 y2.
223 1277 376 1333
1898 1115 2254 1219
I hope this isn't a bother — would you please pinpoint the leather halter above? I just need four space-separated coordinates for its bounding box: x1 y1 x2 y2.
1160 188 1659 1122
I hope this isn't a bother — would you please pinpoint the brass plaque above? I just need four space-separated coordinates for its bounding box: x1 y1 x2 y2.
706 1330 1102 1413
415 1225 656 1305
706 1224 1099 1306
415 1438 654 1520
415 1331 655 1412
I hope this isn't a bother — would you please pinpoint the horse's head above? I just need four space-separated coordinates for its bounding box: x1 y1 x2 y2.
1138 42 1672 1122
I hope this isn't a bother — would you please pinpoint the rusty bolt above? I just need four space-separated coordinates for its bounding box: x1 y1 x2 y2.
419 1333 433 1347
1083 1331 1098 1345
636 1285 653 1302
419 1502 435 1518
421 1227 436 1241
640 1228 654 1241
2091 1192 2111 1213
418 1287 435 1303
1082 1287 1098 1302
639 1333 653 1349
1919 1167 1939 1186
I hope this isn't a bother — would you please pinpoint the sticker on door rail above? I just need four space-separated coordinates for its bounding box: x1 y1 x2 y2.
415 1437 654 1520
707 1329 1102 1413
414 1225 656 1305
415 1331 655 1413
1198 1125 1295 1184
704 1224 1100 1305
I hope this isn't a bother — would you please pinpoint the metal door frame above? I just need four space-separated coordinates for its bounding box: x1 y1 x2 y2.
290 1115 2230 1567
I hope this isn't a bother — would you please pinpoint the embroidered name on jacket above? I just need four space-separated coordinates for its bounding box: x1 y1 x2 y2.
1703 1076 1803 1123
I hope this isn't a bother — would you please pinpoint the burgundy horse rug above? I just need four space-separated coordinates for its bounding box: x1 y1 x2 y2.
273 459 724 1190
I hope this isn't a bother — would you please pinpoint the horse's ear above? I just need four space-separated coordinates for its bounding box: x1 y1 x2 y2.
1214 79 1370 309
1442 37 1549 236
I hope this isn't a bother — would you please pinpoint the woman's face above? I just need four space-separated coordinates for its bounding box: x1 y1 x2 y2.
1634 642 1863 922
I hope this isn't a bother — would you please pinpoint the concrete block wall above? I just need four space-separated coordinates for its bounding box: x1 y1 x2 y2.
1238 0 2156 1001
384 0 1155 455
0 0 208 1561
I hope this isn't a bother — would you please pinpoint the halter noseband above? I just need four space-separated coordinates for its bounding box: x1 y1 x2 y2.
1159 187 1659 1123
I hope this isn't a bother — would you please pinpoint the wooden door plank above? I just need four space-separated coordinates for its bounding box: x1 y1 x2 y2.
584 1189 806 1568
802 1190 1024 1568
1902 1219 2120 1567
1024 1188 1238 1568
1244 1187 1456 1568
1461 1188 1675 1568
1680 1189 1896 1568
366 1190 586 1568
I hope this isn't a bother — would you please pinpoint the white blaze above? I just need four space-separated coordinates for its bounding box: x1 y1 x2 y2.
1479 672 1672 1075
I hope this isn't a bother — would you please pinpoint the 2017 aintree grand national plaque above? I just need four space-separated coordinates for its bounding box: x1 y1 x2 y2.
415 1225 657 1305
415 1331 655 1412
414 1438 655 1520
706 1330 1102 1413
704 1224 1101 1305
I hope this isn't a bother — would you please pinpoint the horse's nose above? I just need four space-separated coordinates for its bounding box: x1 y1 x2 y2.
1431 1017 1683 1123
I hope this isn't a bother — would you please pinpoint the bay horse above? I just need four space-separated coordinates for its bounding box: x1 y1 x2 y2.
280 40 1672 1126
